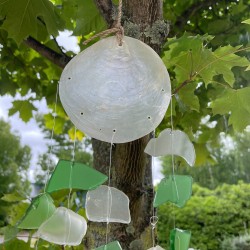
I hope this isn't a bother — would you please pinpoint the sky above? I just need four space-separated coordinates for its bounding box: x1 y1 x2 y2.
0 31 164 185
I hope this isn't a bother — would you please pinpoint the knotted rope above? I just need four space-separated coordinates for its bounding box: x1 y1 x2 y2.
83 0 124 46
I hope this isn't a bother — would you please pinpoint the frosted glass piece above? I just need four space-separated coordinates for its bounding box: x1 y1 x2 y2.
46 160 108 193
86 185 131 223
95 241 122 250
37 207 87 246
170 228 191 250
144 129 195 166
154 175 192 208
59 36 171 143
148 245 165 250
18 193 55 229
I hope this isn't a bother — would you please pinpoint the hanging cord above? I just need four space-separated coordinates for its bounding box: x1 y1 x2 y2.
65 127 77 247
105 131 116 245
170 95 177 229
35 83 59 249
44 83 59 192
83 0 124 46
147 118 159 247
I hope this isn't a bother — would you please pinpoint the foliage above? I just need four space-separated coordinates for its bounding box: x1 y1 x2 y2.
161 131 250 189
221 234 250 250
0 0 250 248
0 119 31 226
157 182 250 250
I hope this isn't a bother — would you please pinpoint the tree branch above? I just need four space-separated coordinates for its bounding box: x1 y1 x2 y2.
23 36 71 69
95 0 114 27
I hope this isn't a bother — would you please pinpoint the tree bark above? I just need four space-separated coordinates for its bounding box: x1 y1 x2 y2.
84 1 166 249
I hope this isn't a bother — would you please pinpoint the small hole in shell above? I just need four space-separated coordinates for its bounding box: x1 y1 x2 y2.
68 77 72 80
80 112 83 115
113 129 116 133
148 116 151 120
161 89 165 92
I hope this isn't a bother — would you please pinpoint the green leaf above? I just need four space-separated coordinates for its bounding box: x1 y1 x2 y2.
242 19 250 25
1 193 25 202
8 100 38 122
163 34 249 87
198 45 249 87
73 0 107 36
44 113 65 134
0 0 60 44
211 87 250 131
178 82 200 112
246 65 250 71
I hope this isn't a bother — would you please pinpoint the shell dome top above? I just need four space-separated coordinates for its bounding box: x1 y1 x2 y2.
59 36 171 143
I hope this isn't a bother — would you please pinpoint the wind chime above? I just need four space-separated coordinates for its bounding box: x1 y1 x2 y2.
17 0 196 249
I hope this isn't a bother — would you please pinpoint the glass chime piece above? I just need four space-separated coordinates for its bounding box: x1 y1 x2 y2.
95 241 122 250
154 175 192 208
18 193 55 229
144 129 196 166
37 207 87 246
147 245 165 250
170 228 191 250
59 36 171 143
85 185 131 224
46 160 108 193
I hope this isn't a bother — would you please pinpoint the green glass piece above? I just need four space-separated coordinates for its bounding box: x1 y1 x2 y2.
95 241 122 250
170 228 191 250
154 175 192 208
46 160 108 193
18 193 56 229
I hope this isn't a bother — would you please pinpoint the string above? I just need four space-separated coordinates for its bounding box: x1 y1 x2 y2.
44 83 59 192
147 117 159 247
83 0 124 46
35 238 40 250
65 126 77 247
170 95 176 229
105 131 116 245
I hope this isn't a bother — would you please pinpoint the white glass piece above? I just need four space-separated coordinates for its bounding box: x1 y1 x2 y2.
59 36 171 143
37 207 87 246
148 246 165 250
85 185 131 224
144 129 196 166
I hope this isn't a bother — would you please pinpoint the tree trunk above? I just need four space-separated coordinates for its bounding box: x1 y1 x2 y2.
84 1 166 249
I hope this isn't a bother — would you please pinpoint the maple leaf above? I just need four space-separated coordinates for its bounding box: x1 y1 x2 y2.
211 87 250 132
0 0 60 44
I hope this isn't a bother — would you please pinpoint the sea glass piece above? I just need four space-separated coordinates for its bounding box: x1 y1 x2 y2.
170 228 191 250
37 207 87 246
18 193 56 229
85 185 131 223
154 175 192 208
59 36 171 143
144 129 195 166
95 241 122 250
46 160 108 193
148 245 165 250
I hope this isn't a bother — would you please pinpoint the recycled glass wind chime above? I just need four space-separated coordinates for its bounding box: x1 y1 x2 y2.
17 0 195 248
145 100 195 250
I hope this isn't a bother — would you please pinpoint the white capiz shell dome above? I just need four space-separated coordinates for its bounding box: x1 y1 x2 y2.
59 36 171 143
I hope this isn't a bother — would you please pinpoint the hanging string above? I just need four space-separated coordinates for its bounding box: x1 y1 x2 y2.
44 83 59 192
105 131 116 245
83 0 124 46
147 117 159 247
170 95 177 229
65 126 77 247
